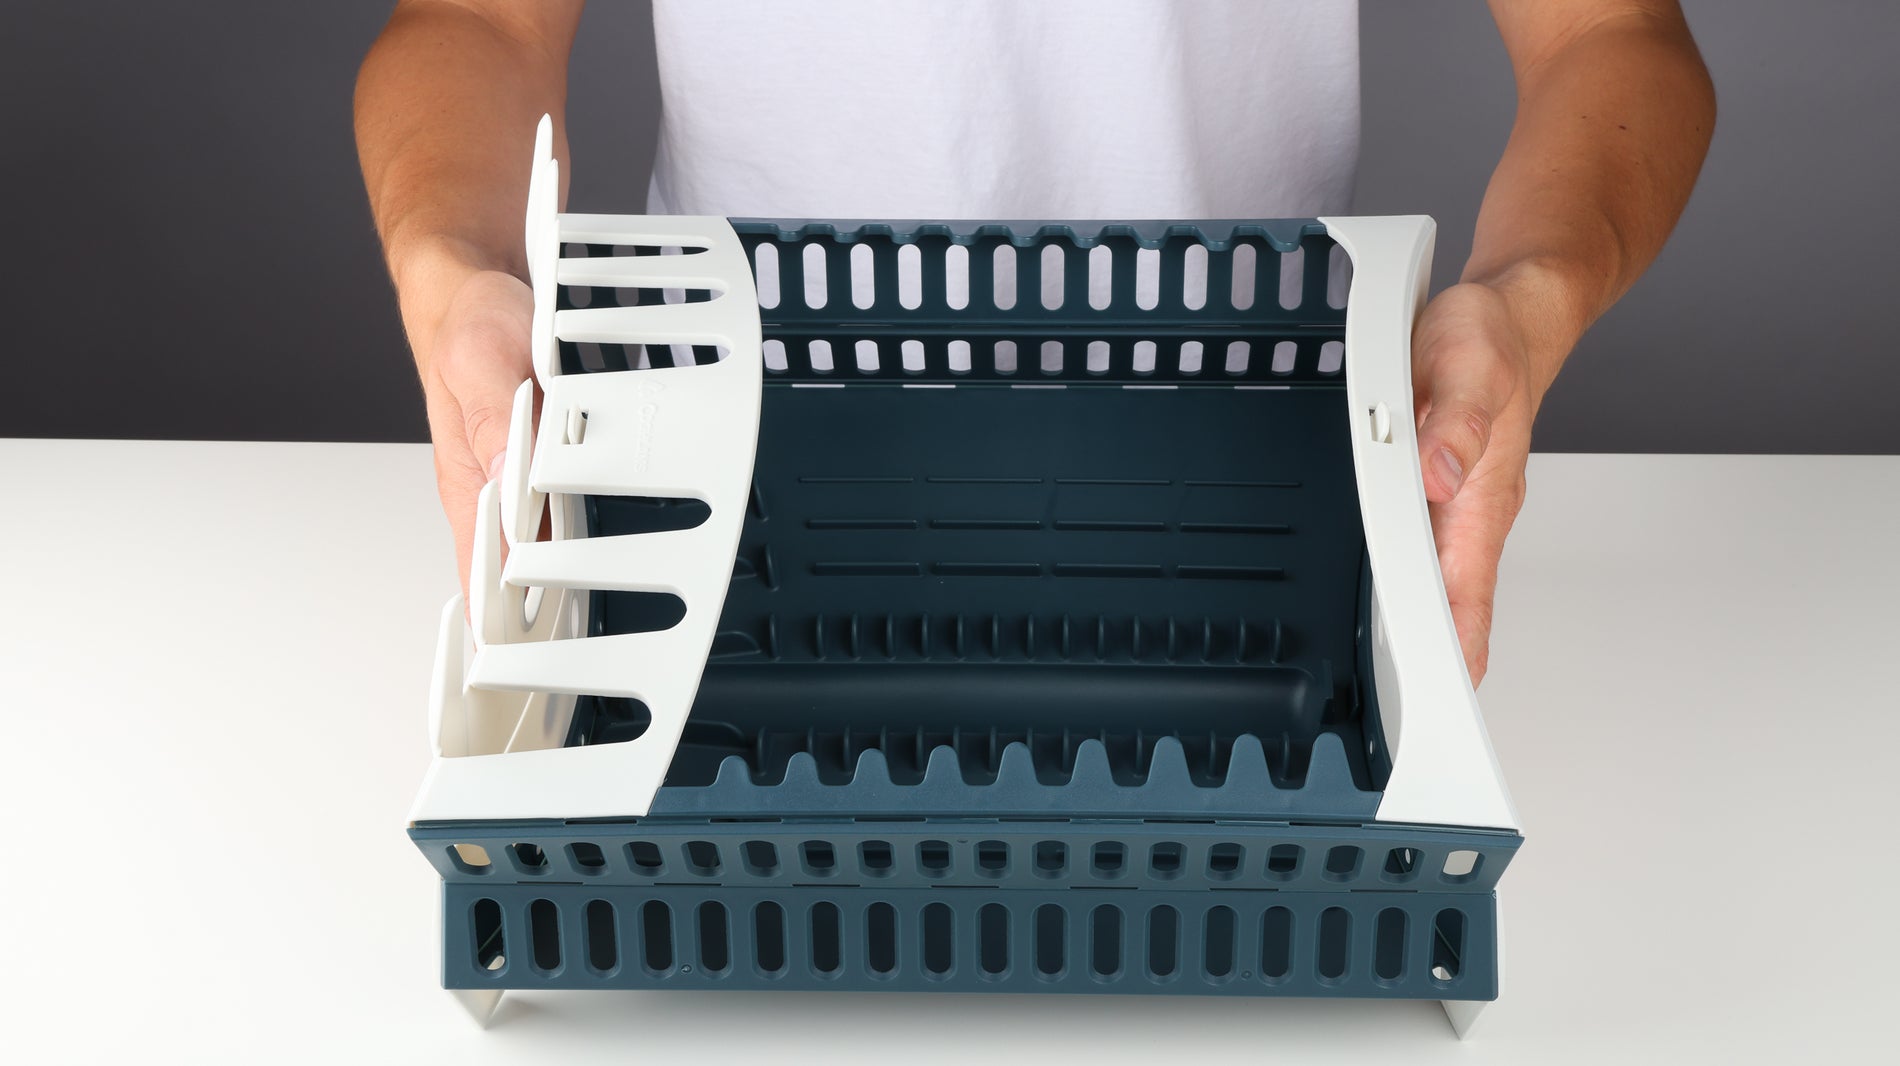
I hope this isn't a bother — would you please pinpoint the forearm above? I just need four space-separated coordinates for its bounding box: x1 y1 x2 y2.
1470 4 1715 399
353 0 581 368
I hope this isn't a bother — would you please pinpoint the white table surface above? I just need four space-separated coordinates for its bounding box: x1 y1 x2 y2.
2 440 1895 1063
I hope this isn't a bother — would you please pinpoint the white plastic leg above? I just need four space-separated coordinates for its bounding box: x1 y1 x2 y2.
449 987 503 1028
1441 998 1489 1039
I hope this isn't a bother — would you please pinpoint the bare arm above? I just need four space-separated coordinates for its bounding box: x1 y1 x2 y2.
1413 0 1714 681
354 0 585 599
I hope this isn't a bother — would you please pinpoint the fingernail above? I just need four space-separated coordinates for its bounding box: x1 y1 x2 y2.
1432 449 1466 495
486 451 507 482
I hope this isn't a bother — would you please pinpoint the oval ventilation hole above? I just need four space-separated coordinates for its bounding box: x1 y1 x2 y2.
473 898 505 973
923 903 955 976
1147 906 1179 978
979 904 1010 977
867 902 898 976
1375 907 1407 982
1230 242 1257 310
585 899 618 973
697 901 730 974
528 898 562 973
640 900 673 974
801 242 828 309
753 902 786 976
1090 905 1123 978
1317 907 1351 982
944 243 970 310
1034 904 1066 978
811 902 843 976
1204 906 1237 980
753 241 780 310
1260 906 1293 982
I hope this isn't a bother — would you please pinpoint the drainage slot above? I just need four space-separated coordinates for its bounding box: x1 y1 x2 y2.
1035 904 1066 977
919 839 953 876
585 899 618 973
923 903 955 976
627 841 665 875
867 902 898 975
811 902 843 975
1207 843 1243 880
976 840 1009 877
1034 840 1067 878
1090 905 1123 978
1375 907 1407 981
859 840 894 876
1146 906 1179 978
754 902 786 975
684 840 721 877
1317 907 1350 981
640 900 673 974
743 840 779 876
473 898 505 973
1266 844 1301 879
979 904 1009 976
1431 908 1466 982
1204 906 1236 978
1260 906 1292 981
1150 842 1184 879
529 898 562 972
697 901 730 973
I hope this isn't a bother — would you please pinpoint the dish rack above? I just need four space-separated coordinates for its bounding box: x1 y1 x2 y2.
409 118 1520 1037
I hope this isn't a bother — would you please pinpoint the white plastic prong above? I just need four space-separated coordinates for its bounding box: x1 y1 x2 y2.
530 156 561 388
524 114 553 263
427 595 468 758
467 480 506 649
500 378 542 547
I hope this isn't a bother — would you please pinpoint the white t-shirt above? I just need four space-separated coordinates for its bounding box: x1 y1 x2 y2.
646 0 1359 222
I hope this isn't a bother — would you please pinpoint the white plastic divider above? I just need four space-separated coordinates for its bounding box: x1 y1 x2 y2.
1319 215 1519 834
410 116 763 823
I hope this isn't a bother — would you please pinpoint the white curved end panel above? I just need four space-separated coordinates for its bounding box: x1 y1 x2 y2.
1319 215 1518 832
411 118 762 823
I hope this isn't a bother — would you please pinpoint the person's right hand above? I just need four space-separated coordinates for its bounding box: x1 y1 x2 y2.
416 268 535 606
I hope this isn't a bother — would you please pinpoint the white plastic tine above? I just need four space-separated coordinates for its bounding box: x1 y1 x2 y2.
468 625 704 701
558 213 728 250
427 595 469 758
531 159 562 387
503 525 710 594
555 299 746 349
468 479 507 648
524 114 554 260
499 379 542 547
557 255 732 292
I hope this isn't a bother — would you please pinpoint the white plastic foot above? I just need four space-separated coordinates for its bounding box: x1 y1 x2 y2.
450 987 504 1028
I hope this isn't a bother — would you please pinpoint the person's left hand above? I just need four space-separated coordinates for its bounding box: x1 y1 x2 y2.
1410 281 1543 687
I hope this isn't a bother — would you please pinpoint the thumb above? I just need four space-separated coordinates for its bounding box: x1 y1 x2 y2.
435 279 536 485
1414 349 1513 505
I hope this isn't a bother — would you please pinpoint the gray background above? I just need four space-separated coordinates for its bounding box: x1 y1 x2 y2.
3 1 1893 453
